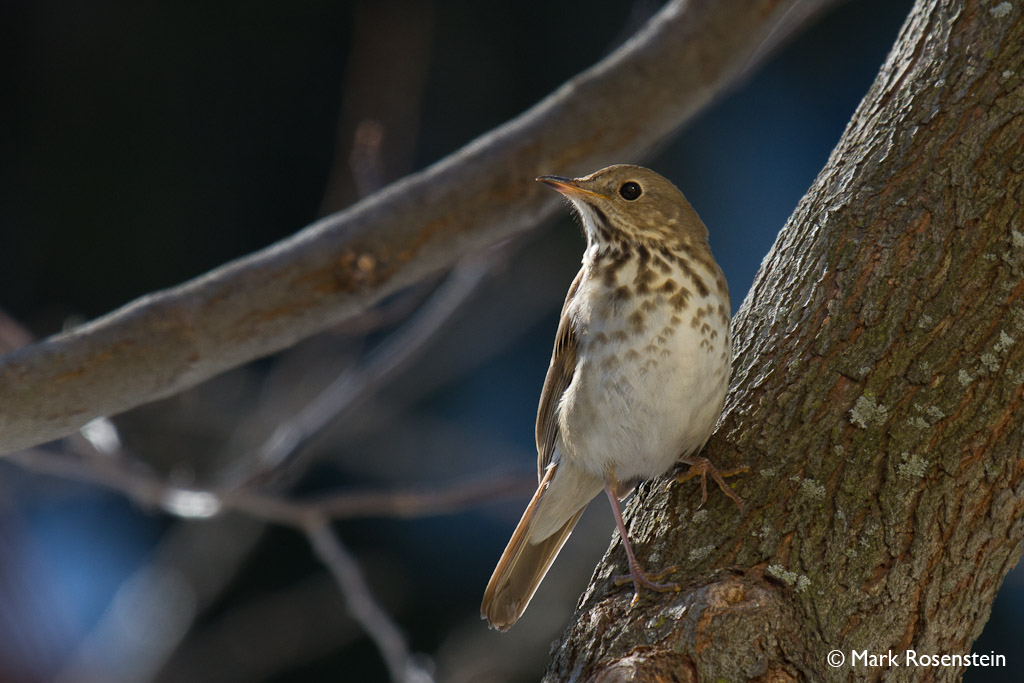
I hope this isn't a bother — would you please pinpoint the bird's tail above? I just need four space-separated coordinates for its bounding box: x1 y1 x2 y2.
481 464 590 631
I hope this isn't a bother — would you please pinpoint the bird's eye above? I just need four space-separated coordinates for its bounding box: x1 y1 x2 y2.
619 181 642 200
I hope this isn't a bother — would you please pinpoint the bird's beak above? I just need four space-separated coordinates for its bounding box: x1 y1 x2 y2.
537 175 607 200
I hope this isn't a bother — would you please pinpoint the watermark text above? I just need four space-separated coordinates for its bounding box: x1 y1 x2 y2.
827 649 1005 669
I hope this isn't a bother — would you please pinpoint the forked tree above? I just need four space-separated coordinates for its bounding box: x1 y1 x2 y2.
0 0 1021 681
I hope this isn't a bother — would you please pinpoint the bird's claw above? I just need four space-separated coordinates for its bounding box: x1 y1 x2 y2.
613 564 681 599
673 457 748 511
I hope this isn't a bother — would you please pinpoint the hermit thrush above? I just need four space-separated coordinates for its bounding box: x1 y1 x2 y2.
481 164 742 631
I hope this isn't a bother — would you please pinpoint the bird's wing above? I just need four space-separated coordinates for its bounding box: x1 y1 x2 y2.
535 267 583 477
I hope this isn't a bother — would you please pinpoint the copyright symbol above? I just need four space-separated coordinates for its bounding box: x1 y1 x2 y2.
827 650 845 667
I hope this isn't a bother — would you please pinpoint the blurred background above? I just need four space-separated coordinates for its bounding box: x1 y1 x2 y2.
2 0 1020 681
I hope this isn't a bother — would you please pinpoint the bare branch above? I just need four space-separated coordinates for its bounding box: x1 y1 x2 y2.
10 447 535 525
232 251 498 484
304 518 434 683
0 0 841 455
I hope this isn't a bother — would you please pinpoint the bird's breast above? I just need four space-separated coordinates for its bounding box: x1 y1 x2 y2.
558 253 731 482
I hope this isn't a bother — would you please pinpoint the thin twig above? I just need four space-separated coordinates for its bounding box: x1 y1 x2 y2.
234 251 499 484
303 517 434 683
233 473 537 525
9 447 535 526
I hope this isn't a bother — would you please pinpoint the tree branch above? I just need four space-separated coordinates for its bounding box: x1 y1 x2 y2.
546 0 1024 679
303 518 433 683
0 0 840 455
10 448 535 526
229 251 498 485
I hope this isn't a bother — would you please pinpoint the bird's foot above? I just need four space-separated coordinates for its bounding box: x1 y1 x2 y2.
603 482 681 604
612 562 681 603
673 456 748 511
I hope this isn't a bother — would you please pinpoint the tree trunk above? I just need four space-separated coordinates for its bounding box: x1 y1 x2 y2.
546 0 1024 680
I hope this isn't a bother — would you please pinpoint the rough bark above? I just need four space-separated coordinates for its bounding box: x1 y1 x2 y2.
546 0 1024 681
0 0 840 456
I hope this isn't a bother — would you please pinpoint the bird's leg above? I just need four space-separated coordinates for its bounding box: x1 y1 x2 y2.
604 484 680 602
675 455 748 511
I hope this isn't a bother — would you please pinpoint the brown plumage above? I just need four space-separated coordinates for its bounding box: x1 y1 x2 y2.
481 165 740 631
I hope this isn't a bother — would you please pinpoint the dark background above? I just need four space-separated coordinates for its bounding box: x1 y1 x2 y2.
2 0 1019 681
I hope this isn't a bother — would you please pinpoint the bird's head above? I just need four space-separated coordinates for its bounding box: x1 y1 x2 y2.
537 164 708 247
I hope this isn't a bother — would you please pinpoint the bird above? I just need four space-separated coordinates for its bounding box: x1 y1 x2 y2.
480 164 743 631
